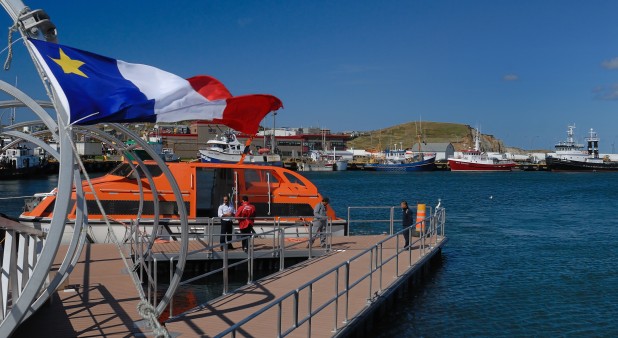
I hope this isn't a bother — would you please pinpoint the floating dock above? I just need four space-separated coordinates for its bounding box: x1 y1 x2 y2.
14 230 446 337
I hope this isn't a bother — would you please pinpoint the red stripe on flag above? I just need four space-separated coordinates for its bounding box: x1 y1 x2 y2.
188 76 283 135
188 75 233 100
214 94 283 135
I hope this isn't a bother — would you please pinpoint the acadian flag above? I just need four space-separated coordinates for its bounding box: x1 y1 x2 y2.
27 38 282 134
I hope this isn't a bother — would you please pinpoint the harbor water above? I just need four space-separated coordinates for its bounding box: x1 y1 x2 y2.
3 171 618 336
303 171 618 337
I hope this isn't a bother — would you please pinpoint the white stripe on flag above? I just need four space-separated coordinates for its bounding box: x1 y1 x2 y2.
117 60 226 122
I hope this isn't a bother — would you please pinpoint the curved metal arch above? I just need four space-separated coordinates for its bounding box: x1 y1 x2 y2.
0 80 58 132
0 115 75 337
73 125 165 244
0 99 54 109
1 130 59 158
111 123 189 317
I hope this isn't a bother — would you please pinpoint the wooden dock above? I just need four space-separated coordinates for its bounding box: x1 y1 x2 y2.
13 234 446 337
12 243 152 337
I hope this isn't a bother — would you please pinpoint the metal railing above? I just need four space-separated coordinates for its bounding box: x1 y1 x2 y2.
133 215 336 319
346 206 396 235
346 204 435 236
215 204 446 337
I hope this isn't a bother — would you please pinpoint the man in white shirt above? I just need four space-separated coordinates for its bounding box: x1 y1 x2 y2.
218 196 236 250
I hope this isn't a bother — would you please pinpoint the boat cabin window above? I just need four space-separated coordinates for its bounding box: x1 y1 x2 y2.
108 163 163 178
283 172 306 187
244 169 279 189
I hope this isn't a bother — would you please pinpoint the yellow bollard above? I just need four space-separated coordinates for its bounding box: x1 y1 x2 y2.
415 203 426 233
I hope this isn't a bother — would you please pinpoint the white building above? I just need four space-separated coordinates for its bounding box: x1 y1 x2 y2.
410 143 455 162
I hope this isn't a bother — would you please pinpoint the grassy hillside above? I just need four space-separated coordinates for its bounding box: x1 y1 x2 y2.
347 121 472 151
346 121 527 153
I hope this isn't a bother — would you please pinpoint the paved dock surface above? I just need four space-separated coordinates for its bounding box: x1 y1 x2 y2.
13 243 150 337
13 234 444 337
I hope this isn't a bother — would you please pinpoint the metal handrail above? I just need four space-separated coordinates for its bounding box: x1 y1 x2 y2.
152 216 337 319
216 205 446 337
346 206 395 235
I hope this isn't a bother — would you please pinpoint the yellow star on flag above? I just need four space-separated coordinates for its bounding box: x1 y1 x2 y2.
50 48 88 78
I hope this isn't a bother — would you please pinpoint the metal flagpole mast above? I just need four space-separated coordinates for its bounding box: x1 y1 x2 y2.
0 2 79 337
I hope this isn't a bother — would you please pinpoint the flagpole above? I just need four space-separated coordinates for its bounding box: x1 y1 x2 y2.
238 135 255 164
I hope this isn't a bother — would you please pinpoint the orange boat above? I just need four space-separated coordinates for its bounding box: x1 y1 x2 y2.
19 161 345 244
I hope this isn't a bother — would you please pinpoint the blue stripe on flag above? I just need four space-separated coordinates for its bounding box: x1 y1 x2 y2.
29 38 156 124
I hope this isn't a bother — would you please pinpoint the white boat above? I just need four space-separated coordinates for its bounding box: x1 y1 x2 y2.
298 160 333 171
298 149 348 171
198 132 282 166
326 147 348 171
0 145 48 179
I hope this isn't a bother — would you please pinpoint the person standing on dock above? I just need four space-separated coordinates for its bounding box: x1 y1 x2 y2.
401 201 413 249
309 197 329 247
235 195 256 253
218 196 236 250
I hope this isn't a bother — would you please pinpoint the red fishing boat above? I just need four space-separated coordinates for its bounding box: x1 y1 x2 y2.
448 130 516 172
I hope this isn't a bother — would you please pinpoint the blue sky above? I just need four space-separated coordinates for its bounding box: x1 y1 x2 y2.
1 1 618 151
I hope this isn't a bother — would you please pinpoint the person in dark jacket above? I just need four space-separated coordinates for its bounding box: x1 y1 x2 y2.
401 200 413 249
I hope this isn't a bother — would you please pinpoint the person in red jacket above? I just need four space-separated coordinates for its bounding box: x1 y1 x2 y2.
235 195 256 253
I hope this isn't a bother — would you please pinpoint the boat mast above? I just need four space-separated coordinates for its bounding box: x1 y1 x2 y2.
416 119 423 159
567 124 575 145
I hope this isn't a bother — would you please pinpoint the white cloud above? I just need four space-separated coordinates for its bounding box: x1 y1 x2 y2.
601 57 618 69
503 74 519 81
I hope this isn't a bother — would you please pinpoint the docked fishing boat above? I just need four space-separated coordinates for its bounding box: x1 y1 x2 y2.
19 161 345 244
546 126 618 171
364 143 437 172
364 152 437 172
198 132 282 166
0 146 48 179
448 130 516 172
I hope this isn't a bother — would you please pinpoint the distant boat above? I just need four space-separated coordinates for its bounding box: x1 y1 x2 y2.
364 153 436 172
448 129 516 172
364 145 437 172
546 125 618 171
0 145 48 179
198 132 282 166
298 149 348 172
364 123 437 172
128 137 181 162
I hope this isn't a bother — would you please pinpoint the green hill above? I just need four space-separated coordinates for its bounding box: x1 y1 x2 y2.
347 121 514 152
